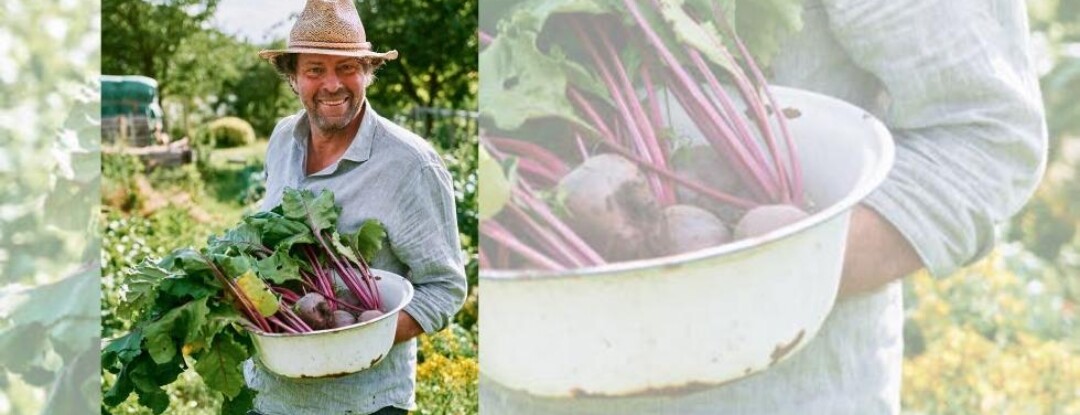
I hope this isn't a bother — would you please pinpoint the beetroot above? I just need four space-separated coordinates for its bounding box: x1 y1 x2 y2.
294 292 332 330
661 205 731 255
557 154 662 261
358 309 384 323
331 310 357 328
734 204 809 239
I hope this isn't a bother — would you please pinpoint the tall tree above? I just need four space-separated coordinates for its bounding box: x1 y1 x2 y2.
102 0 220 104
219 39 301 137
355 0 479 116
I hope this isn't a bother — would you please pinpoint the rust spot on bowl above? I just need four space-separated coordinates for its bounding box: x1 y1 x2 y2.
782 107 802 119
769 329 806 366
370 354 384 367
299 371 353 379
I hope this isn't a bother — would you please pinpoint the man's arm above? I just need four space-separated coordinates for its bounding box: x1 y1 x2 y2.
839 205 924 298
389 163 468 341
394 311 425 344
822 0 1046 282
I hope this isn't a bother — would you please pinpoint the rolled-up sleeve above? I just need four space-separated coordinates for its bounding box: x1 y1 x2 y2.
822 0 1048 276
389 163 468 332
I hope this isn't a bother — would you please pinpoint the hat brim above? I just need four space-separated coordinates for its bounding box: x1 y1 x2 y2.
258 48 398 64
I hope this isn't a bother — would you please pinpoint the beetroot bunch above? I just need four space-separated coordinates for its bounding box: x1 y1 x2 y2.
103 188 386 414
479 0 809 270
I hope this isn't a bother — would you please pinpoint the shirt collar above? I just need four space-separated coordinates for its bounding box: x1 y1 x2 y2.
291 99 378 164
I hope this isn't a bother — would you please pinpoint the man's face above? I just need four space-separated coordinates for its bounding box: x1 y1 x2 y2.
293 53 367 134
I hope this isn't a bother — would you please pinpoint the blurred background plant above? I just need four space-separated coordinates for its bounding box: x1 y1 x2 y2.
0 0 102 414
99 0 477 413
901 0 1080 413
201 117 256 149
22 0 1076 412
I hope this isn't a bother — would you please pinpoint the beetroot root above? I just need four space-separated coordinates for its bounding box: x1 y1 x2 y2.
661 205 731 255
330 310 357 328
358 309 384 323
734 204 809 239
557 154 662 261
294 292 332 330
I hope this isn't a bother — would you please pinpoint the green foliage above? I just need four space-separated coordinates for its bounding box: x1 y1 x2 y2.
732 0 804 66
902 3 1080 413
102 369 221 415
478 0 801 132
1007 0 1080 284
902 252 1080 414
103 153 147 210
103 188 394 414
454 288 479 333
205 116 257 148
218 38 299 138
102 0 220 103
0 0 100 410
356 0 479 115
102 145 479 414
102 207 206 338
346 220 390 262
416 324 479 415
280 188 340 234
202 158 267 208
101 2 480 412
415 354 479 415
419 324 478 362
150 163 207 199
103 1 296 138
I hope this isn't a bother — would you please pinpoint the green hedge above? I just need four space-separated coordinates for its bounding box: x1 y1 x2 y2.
203 116 256 148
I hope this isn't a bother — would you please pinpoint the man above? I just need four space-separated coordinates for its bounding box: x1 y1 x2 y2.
244 1 467 414
481 0 1047 413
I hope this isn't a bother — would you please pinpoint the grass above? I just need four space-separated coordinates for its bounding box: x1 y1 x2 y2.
208 139 269 166
198 139 270 224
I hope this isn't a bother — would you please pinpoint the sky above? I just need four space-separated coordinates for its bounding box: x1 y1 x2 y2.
211 0 305 43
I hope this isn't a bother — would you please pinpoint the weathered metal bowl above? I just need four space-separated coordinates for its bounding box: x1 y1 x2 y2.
248 269 414 378
479 87 895 397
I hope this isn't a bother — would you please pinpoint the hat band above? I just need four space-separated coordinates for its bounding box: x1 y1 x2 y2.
288 40 373 51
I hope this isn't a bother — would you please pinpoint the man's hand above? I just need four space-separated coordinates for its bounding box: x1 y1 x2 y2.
838 205 925 298
393 310 424 344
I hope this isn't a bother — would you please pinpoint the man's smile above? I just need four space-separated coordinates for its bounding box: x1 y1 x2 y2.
319 96 349 107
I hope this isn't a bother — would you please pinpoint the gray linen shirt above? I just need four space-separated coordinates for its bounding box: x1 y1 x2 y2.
481 0 1046 413
244 102 468 414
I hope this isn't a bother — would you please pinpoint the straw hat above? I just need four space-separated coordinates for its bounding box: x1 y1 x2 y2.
258 0 399 65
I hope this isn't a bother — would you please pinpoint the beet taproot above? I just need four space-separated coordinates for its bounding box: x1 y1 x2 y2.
330 310 357 328
734 204 809 239
661 204 731 255
358 309 384 323
294 292 333 330
557 154 662 261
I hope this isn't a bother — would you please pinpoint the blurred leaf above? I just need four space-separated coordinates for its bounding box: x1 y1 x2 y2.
192 332 247 400
220 386 257 415
255 249 303 285
281 188 339 235
143 297 210 364
102 330 143 371
345 219 387 262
